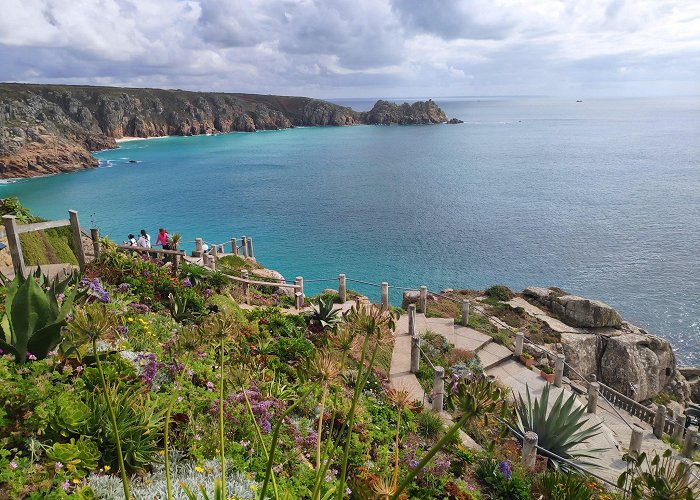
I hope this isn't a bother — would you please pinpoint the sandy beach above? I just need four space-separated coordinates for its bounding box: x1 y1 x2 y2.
115 135 169 143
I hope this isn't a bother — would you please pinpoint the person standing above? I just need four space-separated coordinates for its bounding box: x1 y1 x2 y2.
137 229 151 248
156 228 170 250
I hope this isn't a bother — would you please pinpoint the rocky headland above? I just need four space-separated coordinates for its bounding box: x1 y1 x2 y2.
0 83 453 178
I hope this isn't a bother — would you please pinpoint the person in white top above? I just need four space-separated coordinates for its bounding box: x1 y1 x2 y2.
137 229 151 248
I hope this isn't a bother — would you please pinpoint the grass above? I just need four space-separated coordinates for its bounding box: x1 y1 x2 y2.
217 255 263 272
19 226 78 266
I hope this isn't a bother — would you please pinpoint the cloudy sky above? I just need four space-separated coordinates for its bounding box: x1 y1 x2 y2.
1 0 699 98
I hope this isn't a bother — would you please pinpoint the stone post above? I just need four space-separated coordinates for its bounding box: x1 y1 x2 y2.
241 236 248 258
408 304 416 337
672 412 685 443
210 244 217 271
247 236 254 259
295 276 304 301
587 382 599 414
195 238 203 257
514 332 524 357
68 210 86 271
241 269 250 304
295 291 303 310
461 299 470 326
90 228 100 260
338 274 346 303
381 282 389 310
3 215 25 277
629 426 643 455
419 285 428 313
522 431 538 470
682 429 697 458
231 238 239 256
653 404 667 439
173 253 180 274
554 354 565 388
432 366 444 411
410 336 420 374
202 253 209 268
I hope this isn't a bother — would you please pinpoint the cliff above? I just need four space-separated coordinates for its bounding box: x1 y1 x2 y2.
0 84 450 178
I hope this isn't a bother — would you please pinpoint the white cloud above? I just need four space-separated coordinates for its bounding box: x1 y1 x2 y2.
0 0 698 97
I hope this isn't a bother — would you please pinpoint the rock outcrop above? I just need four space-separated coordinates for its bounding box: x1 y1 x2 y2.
524 287 622 328
0 84 455 178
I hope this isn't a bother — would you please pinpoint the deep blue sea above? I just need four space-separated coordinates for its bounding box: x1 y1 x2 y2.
2 97 699 364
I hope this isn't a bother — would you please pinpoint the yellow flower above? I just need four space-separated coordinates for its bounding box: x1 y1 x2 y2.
127 317 134 322
158 450 164 456
195 466 205 473
72 479 80 484
104 465 111 471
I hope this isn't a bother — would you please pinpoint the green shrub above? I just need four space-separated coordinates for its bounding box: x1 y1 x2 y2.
416 410 444 439
534 469 595 500
484 285 514 302
20 226 78 266
476 457 530 500
45 437 101 477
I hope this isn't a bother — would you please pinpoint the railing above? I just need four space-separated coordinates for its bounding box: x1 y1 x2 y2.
596 383 655 423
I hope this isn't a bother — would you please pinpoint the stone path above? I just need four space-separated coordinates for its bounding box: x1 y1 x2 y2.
388 308 679 484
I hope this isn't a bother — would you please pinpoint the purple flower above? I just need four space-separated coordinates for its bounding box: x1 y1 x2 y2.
182 278 192 288
9 461 17 470
142 270 151 278
116 283 131 293
79 277 110 303
54 462 64 470
57 293 65 302
498 460 512 480
409 459 419 468
115 325 128 336
128 303 150 314
26 352 37 361
0 348 3 354
136 353 162 389
62 481 71 491
206 381 215 390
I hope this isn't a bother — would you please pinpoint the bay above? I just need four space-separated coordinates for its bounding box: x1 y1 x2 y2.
2 97 699 364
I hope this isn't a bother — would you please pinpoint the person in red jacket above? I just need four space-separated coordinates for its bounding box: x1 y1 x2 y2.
156 228 170 250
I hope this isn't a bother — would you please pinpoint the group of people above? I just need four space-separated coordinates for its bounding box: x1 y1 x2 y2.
125 228 172 249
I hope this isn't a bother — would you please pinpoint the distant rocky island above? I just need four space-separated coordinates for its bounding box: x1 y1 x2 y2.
0 83 457 178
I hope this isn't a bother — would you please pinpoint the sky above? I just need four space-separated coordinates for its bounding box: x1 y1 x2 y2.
0 0 699 98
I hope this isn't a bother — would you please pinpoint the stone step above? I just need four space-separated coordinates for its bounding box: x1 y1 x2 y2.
452 324 492 352
477 341 514 371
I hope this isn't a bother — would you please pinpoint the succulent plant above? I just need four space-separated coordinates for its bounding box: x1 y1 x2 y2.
46 437 101 475
49 392 90 437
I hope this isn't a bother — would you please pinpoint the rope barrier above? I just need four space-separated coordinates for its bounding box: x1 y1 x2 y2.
345 278 383 287
302 278 339 283
418 345 437 371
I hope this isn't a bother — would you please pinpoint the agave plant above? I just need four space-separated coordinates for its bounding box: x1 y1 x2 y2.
0 268 78 363
307 295 342 331
514 383 605 467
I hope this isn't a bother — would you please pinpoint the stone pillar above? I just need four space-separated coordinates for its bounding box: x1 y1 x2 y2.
295 291 303 309
231 238 239 256
682 429 697 458
432 366 444 411
338 274 346 303
3 215 25 277
514 332 524 357
419 286 428 313
90 228 100 260
247 237 254 260
653 404 667 439
241 269 250 304
241 236 248 258
195 238 203 257
295 276 304 301
381 282 389 310
173 253 181 274
68 210 86 271
587 382 599 414
202 253 209 268
672 412 685 443
461 299 470 326
210 244 217 271
410 336 420 374
408 304 416 337
522 431 538 470
629 426 643 455
554 354 565 388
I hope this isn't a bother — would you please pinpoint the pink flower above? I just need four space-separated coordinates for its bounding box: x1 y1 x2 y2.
26 352 37 361
62 481 71 491
206 381 215 390
55 462 64 469
9 461 17 470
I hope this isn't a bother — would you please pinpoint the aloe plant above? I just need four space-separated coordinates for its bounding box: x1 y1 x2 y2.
0 269 78 363
514 383 605 466
307 295 341 330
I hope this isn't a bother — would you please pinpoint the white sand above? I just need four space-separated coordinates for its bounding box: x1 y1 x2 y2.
115 135 169 143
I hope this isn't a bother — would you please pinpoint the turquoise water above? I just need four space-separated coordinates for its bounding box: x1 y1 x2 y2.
2 97 699 364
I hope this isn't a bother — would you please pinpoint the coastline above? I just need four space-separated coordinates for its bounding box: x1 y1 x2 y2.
115 135 170 143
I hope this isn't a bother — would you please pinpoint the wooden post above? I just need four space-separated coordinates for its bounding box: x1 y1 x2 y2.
90 228 100 260
68 210 86 272
295 276 304 301
672 412 685 442
653 404 667 439
241 236 248 258
195 238 203 257
587 382 599 414
629 426 643 455
515 332 524 357
231 238 239 256
241 269 250 305
410 336 420 374
522 431 538 470
432 366 444 411
408 304 416 337
338 273 347 302
461 299 470 326
3 215 25 277
419 285 428 313
554 354 565 388
247 237 254 260
682 429 697 458
381 282 389 310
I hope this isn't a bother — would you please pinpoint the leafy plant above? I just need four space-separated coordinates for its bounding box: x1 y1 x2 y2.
534 469 595 500
307 295 342 330
415 410 445 439
514 384 605 466
475 457 530 500
45 437 101 477
618 449 699 499
0 269 78 363
484 285 514 302
49 392 90 437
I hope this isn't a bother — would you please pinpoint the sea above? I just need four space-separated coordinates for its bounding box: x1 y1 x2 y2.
2 96 699 365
